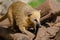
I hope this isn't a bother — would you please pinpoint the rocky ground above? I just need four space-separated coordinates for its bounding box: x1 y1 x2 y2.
0 0 60 40
0 13 60 40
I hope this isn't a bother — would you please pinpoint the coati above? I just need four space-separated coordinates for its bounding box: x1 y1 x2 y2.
0 1 41 34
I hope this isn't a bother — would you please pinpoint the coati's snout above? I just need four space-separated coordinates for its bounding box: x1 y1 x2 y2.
32 10 41 25
27 10 41 26
34 19 40 26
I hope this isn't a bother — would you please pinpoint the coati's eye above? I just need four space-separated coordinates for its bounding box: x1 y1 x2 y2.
28 14 32 17
27 12 32 17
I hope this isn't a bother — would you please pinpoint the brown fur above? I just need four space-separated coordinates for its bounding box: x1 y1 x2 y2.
0 1 40 34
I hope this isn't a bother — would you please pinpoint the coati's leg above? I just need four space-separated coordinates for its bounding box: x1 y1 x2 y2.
19 25 27 34
30 19 37 34
34 22 36 34
8 8 13 26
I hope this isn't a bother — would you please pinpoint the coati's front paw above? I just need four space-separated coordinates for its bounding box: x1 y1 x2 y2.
19 26 27 34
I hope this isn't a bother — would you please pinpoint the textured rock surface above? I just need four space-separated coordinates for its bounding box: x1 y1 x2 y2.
10 33 31 40
35 26 50 40
55 29 60 40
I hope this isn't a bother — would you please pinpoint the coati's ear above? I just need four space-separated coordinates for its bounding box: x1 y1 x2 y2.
38 10 41 13
38 10 41 17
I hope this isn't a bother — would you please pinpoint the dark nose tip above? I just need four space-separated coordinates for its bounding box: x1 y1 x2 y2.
34 19 40 25
36 22 41 28
34 19 41 26
37 22 40 25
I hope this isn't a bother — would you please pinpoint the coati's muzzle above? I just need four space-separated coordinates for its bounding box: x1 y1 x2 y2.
34 19 41 27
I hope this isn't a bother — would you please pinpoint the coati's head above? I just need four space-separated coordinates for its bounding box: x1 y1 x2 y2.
27 10 41 26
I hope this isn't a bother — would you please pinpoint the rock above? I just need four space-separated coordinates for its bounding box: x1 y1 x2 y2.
55 16 60 23
0 27 14 40
0 17 10 27
35 23 60 40
0 26 34 40
55 29 60 40
35 26 50 40
47 27 59 37
0 0 5 14
46 22 60 37
24 30 35 40
10 33 32 40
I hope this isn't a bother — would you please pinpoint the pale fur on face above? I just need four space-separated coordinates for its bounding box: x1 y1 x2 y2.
30 10 41 23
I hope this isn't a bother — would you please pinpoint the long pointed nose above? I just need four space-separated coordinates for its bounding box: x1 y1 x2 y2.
34 19 41 26
36 21 40 25
36 21 41 28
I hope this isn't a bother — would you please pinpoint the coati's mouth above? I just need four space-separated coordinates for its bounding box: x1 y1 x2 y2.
34 19 41 27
